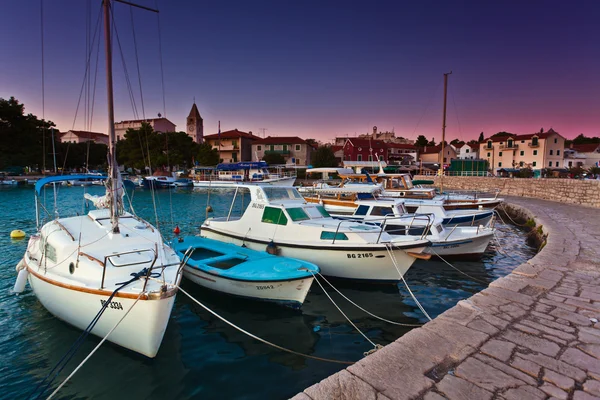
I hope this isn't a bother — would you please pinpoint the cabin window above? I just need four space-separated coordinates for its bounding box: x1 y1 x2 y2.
379 155 384 161
286 207 310 222
262 187 304 201
466 148 469 153
316 205 330 218
320 231 348 241
371 206 394 216
355 205 370 216
568 161 572 167
283 145 288 151
45 243 57 263
261 207 288 225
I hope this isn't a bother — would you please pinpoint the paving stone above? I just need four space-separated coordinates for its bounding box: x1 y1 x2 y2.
474 353 537 385
530 277 559 290
551 308 593 326
541 298 578 312
514 323 540 335
480 339 515 362
500 304 529 319
486 286 535 307
421 319 489 356
578 344 600 359
574 391 600 400
584 379 600 396
303 370 378 400
581 291 600 301
422 392 447 400
539 269 564 283
502 329 561 357
290 394 312 400
480 313 511 330
543 334 569 345
437 302 480 327
566 299 600 312
377 393 392 400
520 319 577 340
539 383 568 399
530 315 577 333
454 357 527 392
490 275 531 292
543 369 575 391
513 263 540 278
511 356 542 377
580 328 600 344
466 318 500 335
469 292 511 314
533 304 555 314
517 352 587 381
547 294 568 303
561 348 600 375
436 374 493 400
501 385 547 400
555 286 579 296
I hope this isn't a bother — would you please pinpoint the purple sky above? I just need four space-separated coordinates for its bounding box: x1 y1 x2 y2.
1 0 598 143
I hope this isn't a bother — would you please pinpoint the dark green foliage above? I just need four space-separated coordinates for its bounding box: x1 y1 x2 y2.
0 97 57 171
428 137 436 146
478 132 484 142
57 142 108 171
311 146 338 168
415 135 429 147
516 168 533 178
262 152 285 165
572 134 600 145
196 142 219 166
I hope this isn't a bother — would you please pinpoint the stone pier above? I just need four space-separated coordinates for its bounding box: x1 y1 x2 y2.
293 196 600 400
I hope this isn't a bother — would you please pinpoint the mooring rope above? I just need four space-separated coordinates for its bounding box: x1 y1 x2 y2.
177 286 354 365
314 272 423 327
47 292 144 400
428 248 489 285
385 243 432 321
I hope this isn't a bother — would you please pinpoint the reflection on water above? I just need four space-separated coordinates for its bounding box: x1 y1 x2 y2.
0 186 536 399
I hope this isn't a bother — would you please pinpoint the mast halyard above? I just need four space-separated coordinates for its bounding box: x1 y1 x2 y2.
103 0 120 233
440 71 452 194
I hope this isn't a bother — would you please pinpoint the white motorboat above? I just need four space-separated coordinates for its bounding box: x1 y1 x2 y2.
14 1 181 358
192 162 296 188
201 185 431 282
331 198 495 257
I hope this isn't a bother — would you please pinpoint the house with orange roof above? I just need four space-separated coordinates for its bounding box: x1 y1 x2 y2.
564 143 600 168
418 143 457 166
251 136 313 165
203 129 261 163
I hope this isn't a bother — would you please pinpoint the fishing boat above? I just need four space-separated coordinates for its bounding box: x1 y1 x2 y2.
172 236 319 308
192 161 296 188
330 198 495 257
201 185 431 282
14 0 181 358
142 174 176 189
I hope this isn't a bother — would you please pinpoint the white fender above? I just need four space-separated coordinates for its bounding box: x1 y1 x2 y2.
13 267 29 293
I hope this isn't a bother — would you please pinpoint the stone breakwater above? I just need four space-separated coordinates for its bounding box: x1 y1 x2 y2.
293 196 600 400
413 175 600 209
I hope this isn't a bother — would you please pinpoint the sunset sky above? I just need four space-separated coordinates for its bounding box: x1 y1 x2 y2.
1 0 598 143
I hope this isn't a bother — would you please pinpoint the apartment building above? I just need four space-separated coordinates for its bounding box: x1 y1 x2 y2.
252 136 313 166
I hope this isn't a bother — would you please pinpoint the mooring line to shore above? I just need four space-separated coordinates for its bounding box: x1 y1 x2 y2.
429 248 489 285
314 272 423 327
177 286 355 365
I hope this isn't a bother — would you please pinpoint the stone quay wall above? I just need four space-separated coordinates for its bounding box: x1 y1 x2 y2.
413 175 600 209
294 196 600 400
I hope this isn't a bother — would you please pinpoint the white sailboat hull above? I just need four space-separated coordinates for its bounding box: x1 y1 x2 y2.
193 176 296 188
201 229 423 282
183 266 313 306
27 266 176 358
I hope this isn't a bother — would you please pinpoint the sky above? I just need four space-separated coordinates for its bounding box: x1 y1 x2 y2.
1 0 598 143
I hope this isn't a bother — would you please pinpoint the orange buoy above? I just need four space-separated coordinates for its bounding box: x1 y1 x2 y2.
173 225 180 235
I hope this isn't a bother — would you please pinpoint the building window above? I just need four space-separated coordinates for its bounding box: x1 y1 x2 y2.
257 145 262 151
533 161 537 167
555 161 559 167
520 150 524 156
549 149 553 155
557 150 560 156
499 152 503 157
521 140 525 143
568 161 573 167
295 144 301 151
498 162 502 167
283 144 288 151
357 154 362 161
549 161 552 167
368 155 373 162
487 140 493 149
532 137 539 146
519 161 524 167
508 139 513 148
554 138 557 143
466 149 469 153
487 152 491 157
379 155 384 161
533 150 538 156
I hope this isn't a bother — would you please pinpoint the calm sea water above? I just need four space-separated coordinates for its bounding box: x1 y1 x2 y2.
0 185 536 400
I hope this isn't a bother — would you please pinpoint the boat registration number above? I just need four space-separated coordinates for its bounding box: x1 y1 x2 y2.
256 285 274 290
347 253 374 259
252 203 265 209
100 299 123 310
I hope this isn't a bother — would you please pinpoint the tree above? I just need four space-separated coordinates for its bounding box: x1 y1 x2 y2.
573 134 600 145
305 138 318 148
478 132 484 142
415 135 429 147
490 131 513 138
450 139 462 146
311 146 338 167
262 152 285 165
196 142 219 166
428 137 436 146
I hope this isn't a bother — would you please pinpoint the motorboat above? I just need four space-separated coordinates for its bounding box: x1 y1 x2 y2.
173 178 194 187
192 161 296 188
142 175 176 189
330 198 495 257
200 185 431 282
14 1 181 358
172 236 319 308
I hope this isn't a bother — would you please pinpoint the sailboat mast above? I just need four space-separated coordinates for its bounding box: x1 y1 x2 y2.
103 0 119 233
440 71 452 193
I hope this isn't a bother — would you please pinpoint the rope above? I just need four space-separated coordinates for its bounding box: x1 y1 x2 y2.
47 291 144 400
28 268 152 400
385 243 432 321
309 272 379 349
177 286 353 365
315 272 423 327
428 248 488 285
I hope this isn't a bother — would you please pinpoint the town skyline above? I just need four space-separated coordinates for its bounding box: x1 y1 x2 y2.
1 0 598 143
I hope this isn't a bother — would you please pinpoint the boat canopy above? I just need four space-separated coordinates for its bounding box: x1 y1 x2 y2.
217 161 267 171
35 174 108 196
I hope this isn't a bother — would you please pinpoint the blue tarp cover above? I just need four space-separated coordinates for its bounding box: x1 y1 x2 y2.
35 174 107 195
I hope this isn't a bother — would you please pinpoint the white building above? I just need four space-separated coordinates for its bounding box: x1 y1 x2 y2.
455 142 480 160
60 130 109 145
564 143 600 168
114 117 176 141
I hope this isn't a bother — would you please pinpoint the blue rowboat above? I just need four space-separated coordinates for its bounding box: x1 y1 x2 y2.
172 236 319 308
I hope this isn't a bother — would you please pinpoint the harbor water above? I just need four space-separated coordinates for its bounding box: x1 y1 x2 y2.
0 186 536 399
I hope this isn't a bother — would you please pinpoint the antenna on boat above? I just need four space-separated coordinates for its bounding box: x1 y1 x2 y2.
440 71 452 194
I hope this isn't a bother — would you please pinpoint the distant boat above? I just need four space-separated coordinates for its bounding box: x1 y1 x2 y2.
142 175 176 189
172 236 318 308
192 162 296 188
173 178 194 187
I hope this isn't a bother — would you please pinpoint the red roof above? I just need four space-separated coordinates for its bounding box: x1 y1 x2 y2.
254 136 306 145
331 145 343 152
344 138 387 148
419 145 442 154
570 143 600 153
61 130 107 138
204 129 261 140
484 129 562 142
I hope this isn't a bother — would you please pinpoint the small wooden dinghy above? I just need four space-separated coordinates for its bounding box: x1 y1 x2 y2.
172 237 319 308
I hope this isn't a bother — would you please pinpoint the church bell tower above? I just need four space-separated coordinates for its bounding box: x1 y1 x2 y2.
187 102 204 143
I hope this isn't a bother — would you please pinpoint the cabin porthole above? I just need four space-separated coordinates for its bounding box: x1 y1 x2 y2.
69 262 75 274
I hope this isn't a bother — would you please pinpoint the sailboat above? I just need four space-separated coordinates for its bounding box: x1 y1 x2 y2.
14 0 181 358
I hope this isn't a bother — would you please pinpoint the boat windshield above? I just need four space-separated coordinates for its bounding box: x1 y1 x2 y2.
302 205 330 219
262 187 304 201
286 207 310 222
